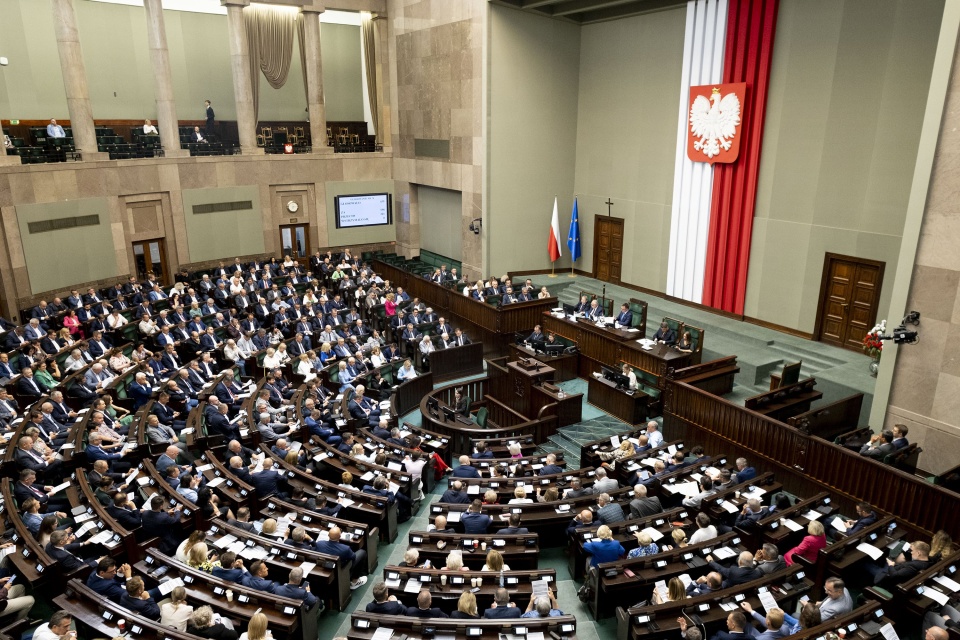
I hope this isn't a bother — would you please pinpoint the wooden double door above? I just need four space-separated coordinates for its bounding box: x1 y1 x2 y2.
592 217 623 284
815 254 885 351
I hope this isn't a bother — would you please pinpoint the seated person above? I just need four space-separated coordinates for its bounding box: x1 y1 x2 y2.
212 551 246 583
406 589 448 618
366 581 406 615
315 526 368 590
652 321 677 345
120 576 161 621
522 590 564 618
461 499 493 534
483 587 522 619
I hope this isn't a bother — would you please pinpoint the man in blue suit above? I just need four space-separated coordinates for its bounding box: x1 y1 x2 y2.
315 526 368 590
452 456 480 478
273 567 319 609
733 458 757 484
615 303 633 327
242 560 279 594
707 610 750 640
127 372 154 410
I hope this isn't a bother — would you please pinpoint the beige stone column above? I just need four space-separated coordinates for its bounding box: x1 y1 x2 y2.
143 0 188 158
301 3 331 154
51 0 107 161
222 0 262 155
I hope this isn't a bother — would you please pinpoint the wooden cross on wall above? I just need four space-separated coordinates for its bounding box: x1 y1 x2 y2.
605 198 614 216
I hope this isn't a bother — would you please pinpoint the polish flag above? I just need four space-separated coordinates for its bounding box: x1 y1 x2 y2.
547 197 562 262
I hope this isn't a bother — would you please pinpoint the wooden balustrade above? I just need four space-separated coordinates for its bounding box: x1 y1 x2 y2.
664 379 960 538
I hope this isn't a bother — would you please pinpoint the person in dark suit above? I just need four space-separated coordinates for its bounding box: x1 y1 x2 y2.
127 372 154 410
538 453 563 476
15 367 48 399
207 403 240 441
45 529 95 572
733 457 757 483
859 431 896 460
844 502 879 535
864 540 933 586
891 424 910 450
452 456 480 478
106 492 143 529
86 557 135 600
15 441 63 483
461 499 492 534
15 468 69 512
707 610 750 640
250 464 286 499
652 321 677 345
204 100 216 137
406 589 448 618
315 526 368 590
120 576 161 620
227 507 257 533
273 567 318 609
439 481 470 504
483 588 522 619
241 560 279 594
212 551 246 583
472 441 494 460
366 582 406 614
499 513 529 535
141 495 182 554
687 571 722 596
628 484 663 519
734 498 770 530
707 551 762 588
615 303 633 327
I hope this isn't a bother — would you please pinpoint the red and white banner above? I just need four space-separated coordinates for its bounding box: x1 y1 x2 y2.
687 82 746 164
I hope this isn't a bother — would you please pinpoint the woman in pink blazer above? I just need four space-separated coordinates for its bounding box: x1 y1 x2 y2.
785 520 827 565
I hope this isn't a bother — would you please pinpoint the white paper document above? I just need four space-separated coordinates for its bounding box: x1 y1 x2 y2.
924 587 950 606
879 623 900 640
158 578 184 596
641 527 664 542
830 517 847 533
856 542 884 561
934 575 960 592
758 590 779 615
801 510 822 521
782 519 803 532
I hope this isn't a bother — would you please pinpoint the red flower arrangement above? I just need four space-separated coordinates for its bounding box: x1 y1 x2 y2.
863 328 884 359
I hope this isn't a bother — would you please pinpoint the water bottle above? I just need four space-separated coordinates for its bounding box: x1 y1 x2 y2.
499 568 505 588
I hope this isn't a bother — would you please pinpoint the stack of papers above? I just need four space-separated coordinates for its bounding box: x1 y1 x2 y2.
830 517 848 533
934 575 960 592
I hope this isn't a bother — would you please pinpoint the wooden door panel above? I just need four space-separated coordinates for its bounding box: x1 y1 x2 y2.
818 255 884 352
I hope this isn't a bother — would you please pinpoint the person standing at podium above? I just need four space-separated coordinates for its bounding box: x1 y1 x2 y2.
620 364 638 391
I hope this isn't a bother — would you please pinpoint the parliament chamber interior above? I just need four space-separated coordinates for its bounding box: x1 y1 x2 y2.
1 0 960 640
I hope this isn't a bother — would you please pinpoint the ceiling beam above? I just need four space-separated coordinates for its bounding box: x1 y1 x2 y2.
521 0 568 8
576 0 685 23
550 0 640 17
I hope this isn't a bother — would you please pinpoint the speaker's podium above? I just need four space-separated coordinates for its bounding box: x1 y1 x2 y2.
504 358 582 429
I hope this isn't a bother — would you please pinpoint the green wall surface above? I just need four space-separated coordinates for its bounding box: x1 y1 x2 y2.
418 186 463 261
16 198 118 293
181 186 265 263
488 4 581 275
572 7 687 291
744 0 944 332
0 0 363 122
325 180 396 247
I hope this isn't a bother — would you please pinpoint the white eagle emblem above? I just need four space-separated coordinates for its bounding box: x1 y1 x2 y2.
690 88 741 159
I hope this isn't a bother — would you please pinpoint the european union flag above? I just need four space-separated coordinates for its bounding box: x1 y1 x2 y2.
567 197 581 263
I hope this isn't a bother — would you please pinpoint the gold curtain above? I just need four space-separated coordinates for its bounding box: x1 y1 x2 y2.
362 13 380 143
244 4 300 125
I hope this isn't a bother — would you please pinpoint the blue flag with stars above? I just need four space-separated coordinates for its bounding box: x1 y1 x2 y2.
567 197 581 262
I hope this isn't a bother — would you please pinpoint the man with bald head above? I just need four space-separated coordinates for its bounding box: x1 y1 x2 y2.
707 551 762 588
315 526 368 590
